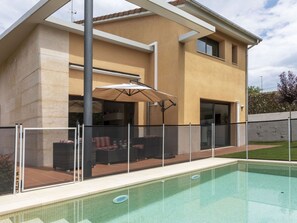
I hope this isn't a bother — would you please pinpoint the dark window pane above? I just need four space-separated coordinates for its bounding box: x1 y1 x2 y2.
200 102 214 125
232 45 238 64
212 43 219 57
206 45 213 56
197 37 220 57
214 104 229 125
197 39 206 53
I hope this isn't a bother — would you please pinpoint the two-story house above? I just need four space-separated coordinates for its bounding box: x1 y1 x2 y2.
74 0 261 148
0 0 261 164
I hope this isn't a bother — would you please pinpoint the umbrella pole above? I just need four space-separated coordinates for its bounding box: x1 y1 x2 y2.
162 101 165 124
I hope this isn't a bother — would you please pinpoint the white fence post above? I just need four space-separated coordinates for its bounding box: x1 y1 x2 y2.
189 123 192 162
21 127 26 192
211 123 215 158
162 124 165 167
288 117 291 162
13 124 18 194
246 121 248 160
19 124 23 193
81 124 85 181
77 124 80 182
73 127 77 182
128 123 130 173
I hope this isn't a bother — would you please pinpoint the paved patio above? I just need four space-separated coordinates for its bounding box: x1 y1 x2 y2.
21 144 275 190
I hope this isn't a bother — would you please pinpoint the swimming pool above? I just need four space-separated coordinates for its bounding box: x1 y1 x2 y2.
1 162 297 223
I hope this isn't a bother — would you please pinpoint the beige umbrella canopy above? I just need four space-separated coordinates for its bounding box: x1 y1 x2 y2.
69 100 103 113
92 82 176 123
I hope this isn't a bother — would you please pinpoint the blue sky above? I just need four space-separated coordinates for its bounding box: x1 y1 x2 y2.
265 0 279 8
1 0 296 92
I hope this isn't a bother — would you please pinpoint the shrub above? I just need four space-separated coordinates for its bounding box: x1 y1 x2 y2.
0 153 14 195
249 91 297 114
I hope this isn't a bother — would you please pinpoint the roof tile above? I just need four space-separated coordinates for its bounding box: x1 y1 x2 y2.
76 0 186 24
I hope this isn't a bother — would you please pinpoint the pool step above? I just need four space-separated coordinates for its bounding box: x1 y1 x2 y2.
22 218 44 223
0 218 90 223
0 219 13 223
78 220 92 223
51 219 69 223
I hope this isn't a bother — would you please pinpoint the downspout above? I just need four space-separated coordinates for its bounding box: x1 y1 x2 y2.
151 42 158 90
146 42 158 125
244 39 261 150
246 42 259 122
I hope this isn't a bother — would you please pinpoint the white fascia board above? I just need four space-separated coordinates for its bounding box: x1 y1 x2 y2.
0 0 70 65
126 0 215 36
44 17 154 53
179 30 199 43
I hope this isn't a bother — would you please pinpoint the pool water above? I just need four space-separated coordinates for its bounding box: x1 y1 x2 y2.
2 162 297 223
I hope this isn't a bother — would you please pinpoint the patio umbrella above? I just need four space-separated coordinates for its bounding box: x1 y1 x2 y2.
69 100 103 113
92 82 176 123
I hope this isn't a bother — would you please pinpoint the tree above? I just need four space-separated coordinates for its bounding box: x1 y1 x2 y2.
248 86 261 96
277 71 297 119
277 71 297 142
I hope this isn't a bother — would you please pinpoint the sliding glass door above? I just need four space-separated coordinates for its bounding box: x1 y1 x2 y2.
200 101 230 149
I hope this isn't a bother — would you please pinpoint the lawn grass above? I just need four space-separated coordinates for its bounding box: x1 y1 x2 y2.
219 141 297 161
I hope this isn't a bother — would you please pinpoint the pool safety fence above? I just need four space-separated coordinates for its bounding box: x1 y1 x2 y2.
19 127 78 192
2 117 297 194
0 125 17 195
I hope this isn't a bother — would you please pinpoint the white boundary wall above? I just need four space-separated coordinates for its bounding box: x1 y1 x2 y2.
248 112 297 142
249 111 297 121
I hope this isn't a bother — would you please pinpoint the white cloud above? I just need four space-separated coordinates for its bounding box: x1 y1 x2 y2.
0 0 138 30
52 0 139 22
1 0 297 92
0 0 39 33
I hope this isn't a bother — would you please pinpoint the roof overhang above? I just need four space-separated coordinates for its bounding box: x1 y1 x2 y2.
179 30 199 43
0 0 70 65
43 17 154 53
125 0 215 37
184 0 262 45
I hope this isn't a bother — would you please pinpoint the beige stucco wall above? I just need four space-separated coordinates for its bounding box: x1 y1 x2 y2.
94 15 247 125
94 15 248 152
69 33 151 125
183 32 246 124
94 15 189 125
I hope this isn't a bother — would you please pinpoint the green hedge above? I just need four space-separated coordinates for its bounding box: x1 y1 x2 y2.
249 92 297 114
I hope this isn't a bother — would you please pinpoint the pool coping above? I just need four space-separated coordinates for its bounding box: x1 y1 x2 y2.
238 158 297 166
0 158 237 216
2 157 297 216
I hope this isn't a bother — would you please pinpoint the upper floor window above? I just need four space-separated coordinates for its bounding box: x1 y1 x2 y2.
232 44 238 64
197 37 220 57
